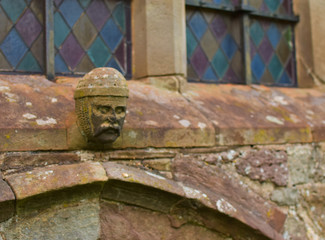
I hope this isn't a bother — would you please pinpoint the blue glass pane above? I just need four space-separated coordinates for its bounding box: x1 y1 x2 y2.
221 34 237 60
100 19 123 51
251 54 265 81
59 0 83 27
55 54 70 73
106 57 124 75
189 12 207 40
202 66 218 82
267 24 281 49
0 29 27 67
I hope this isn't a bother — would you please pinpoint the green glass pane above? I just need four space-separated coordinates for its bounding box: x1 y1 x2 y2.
268 55 283 81
113 2 125 32
54 12 70 48
186 27 197 58
17 52 41 72
87 37 111 67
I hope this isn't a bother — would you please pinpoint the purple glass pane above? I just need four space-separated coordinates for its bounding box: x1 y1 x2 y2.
60 34 84 69
115 39 125 71
54 0 63 7
285 57 294 79
16 9 42 47
224 67 239 83
86 0 110 30
190 46 209 77
210 16 227 39
258 37 273 63
282 0 291 14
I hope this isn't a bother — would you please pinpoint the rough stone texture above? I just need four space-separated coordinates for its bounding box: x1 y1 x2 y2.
132 0 186 78
299 183 325 237
314 143 325 183
172 155 286 239
283 214 308 240
182 84 325 146
0 75 74 151
235 149 288 186
142 158 171 171
100 201 227 240
5 162 107 200
0 175 15 222
1 152 80 174
286 144 314 186
0 200 100 240
271 188 299 206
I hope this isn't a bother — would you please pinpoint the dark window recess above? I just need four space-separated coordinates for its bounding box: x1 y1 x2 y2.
186 0 298 87
0 0 131 79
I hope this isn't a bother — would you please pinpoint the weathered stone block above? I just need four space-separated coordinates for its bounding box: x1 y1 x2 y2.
172 155 286 239
143 158 171 171
100 201 228 240
235 149 288 186
271 188 299 206
5 162 108 200
1 200 100 240
287 145 314 186
2 152 80 173
299 183 325 236
0 176 15 222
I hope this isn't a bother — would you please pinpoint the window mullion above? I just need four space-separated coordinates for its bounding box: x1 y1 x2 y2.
45 0 55 80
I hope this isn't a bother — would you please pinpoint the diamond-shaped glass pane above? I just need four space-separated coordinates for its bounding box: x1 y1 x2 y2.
186 7 242 83
0 0 44 73
1 0 26 23
54 0 131 76
248 0 293 15
249 19 296 86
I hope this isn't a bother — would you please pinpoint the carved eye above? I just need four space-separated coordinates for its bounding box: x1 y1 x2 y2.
96 106 111 114
115 106 126 116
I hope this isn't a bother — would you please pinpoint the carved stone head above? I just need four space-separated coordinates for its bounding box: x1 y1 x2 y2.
74 68 128 144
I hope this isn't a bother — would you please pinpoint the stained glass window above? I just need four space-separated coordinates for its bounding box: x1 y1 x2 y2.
187 8 243 83
250 20 295 85
0 0 44 73
54 0 131 76
0 0 131 78
186 0 297 86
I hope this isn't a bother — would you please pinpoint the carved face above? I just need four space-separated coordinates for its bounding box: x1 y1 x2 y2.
86 96 127 143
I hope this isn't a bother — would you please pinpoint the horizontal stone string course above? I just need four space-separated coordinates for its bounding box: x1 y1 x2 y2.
1 75 325 151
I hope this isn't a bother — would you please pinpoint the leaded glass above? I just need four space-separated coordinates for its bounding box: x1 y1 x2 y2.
186 7 243 83
248 0 293 16
54 0 131 76
0 0 44 73
250 19 295 86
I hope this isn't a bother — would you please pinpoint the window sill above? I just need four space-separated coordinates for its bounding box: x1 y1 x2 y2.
0 74 324 151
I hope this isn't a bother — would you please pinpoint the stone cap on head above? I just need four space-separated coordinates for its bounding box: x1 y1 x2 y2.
74 68 129 99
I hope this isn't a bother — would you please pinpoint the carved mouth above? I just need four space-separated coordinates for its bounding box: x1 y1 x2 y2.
94 127 119 138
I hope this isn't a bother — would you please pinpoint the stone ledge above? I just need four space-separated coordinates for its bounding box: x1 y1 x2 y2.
1 74 325 151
